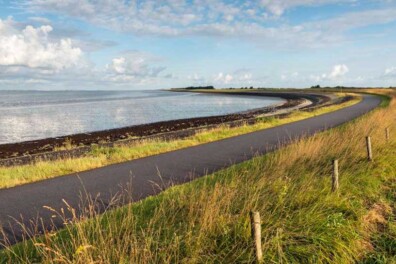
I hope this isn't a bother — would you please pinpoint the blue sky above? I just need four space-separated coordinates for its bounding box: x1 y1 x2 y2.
0 0 396 90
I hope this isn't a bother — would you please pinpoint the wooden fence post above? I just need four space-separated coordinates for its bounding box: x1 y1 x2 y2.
332 159 339 192
366 136 373 161
386 128 390 141
250 211 263 263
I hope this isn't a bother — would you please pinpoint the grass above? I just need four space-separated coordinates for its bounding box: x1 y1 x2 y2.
0 89 394 263
0 93 360 189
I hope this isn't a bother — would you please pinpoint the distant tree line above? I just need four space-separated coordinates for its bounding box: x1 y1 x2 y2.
184 86 215 90
310 85 358 89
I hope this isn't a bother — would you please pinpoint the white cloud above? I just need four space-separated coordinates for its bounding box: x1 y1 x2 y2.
106 51 167 83
0 18 82 71
384 67 396 76
309 8 396 33
310 64 349 82
28 16 51 24
259 0 351 16
214 72 234 84
329 64 349 78
239 72 253 81
0 18 171 89
281 71 299 81
109 57 128 74
26 0 351 22
22 0 396 49
188 73 206 84
0 18 166 89
211 70 258 86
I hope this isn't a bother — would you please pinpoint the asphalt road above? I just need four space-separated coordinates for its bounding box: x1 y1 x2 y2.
0 94 381 246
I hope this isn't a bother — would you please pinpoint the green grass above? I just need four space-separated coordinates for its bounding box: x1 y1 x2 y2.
0 90 394 263
0 94 360 189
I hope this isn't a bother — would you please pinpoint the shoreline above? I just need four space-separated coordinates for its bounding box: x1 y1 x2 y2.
0 91 334 165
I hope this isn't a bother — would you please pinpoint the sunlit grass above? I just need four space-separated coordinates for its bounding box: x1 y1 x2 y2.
0 90 394 263
0 94 360 189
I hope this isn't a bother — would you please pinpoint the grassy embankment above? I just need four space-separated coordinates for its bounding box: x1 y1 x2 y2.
0 89 394 263
0 93 359 189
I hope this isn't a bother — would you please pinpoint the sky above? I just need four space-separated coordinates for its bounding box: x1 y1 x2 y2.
0 0 396 90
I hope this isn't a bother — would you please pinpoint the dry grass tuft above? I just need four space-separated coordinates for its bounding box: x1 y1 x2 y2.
363 203 392 230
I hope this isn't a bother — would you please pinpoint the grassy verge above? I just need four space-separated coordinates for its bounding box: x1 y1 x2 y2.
0 94 360 189
0 90 394 263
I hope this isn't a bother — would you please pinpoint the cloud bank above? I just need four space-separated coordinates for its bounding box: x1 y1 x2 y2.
0 18 82 71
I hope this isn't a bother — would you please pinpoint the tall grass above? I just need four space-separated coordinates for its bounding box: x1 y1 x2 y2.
0 95 359 189
0 90 394 263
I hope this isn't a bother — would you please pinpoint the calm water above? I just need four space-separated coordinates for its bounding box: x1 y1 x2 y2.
0 90 284 144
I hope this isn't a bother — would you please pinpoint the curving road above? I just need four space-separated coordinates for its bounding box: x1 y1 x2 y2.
0 94 381 246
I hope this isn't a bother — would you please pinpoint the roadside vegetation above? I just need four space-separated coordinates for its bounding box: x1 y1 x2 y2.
0 93 359 189
0 89 394 263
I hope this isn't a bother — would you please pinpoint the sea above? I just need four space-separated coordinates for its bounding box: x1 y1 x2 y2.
0 90 284 144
